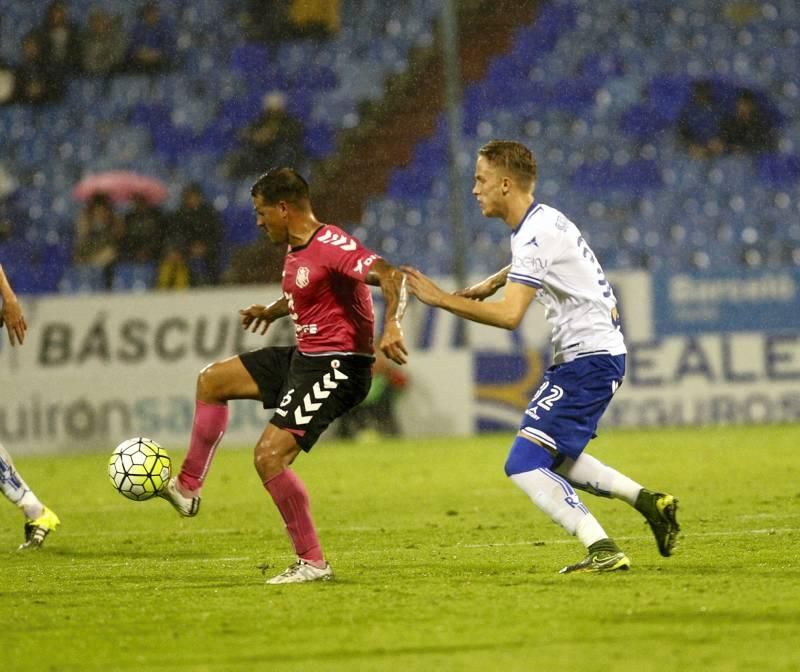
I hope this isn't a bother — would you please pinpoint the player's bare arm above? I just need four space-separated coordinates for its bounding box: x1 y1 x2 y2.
0 263 27 346
365 259 409 365
239 296 290 335
455 264 511 301
403 266 537 331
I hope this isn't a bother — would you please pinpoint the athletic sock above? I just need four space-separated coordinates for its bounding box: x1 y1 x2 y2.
588 538 622 555
264 469 324 565
554 452 642 505
0 442 44 520
177 400 229 493
510 467 608 548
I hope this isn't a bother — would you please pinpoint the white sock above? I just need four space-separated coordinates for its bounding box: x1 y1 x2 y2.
510 468 608 548
555 452 642 506
0 442 44 520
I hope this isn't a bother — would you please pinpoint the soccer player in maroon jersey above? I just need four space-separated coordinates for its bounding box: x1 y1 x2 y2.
160 167 409 583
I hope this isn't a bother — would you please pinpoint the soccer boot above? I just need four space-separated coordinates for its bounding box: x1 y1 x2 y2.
158 477 200 517
266 559 334 584
559 549 631 574
637 490 680 557
19 506 60 550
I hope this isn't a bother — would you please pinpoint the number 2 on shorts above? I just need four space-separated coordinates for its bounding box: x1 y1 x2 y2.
532 382 564 412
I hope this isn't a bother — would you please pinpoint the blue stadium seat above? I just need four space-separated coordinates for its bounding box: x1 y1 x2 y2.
59 266 107 293
111 263 157 292
758 154 800 187
223 207 260 246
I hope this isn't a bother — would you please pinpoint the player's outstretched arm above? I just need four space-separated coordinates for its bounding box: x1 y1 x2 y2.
0 263 27 346
455 264 511 301
239 296 290 335
366 259 409 365
403 266 537 331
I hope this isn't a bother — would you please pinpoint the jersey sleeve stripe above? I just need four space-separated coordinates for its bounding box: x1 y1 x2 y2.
508 274 543 288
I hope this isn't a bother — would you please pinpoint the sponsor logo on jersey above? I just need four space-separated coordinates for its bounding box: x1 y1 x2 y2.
511 254 546 272
354 254 377 274
295 323 318 335
296 266 310 288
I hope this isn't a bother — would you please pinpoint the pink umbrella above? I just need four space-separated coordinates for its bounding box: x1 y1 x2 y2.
73 171 169 205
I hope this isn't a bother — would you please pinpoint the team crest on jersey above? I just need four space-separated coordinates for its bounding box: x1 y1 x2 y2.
296 266 310 288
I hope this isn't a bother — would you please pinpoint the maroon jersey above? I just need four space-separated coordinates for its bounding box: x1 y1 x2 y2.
281 224 380 355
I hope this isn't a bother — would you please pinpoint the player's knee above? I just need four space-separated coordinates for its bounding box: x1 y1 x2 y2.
504 437 554 476
253 436 292 480
253 440 276 479
196 362 225 400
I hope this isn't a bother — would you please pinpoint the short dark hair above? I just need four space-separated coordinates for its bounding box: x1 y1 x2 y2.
478 140 537 190
250 167 310 206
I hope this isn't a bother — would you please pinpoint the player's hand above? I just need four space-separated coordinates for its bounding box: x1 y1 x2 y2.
380 320 408 366
239 304 271 335
454 278 495 301
400 266 446 307
0 296 27 346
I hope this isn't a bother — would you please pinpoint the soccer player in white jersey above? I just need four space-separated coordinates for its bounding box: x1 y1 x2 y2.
404 140 679 573
0 262 60 549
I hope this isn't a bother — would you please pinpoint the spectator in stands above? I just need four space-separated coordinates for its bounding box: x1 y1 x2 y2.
119 193 164 264
226 91 306 178
156 247 190 289
37 1 83 79
0 164 20 242
0 57 14 106
14 32 64 105
244 0 291 43
82 9 127 78
73 193 123 287
338 352 408 439
677 80 724 159
160 183 224 287
719 90 777 155
288 0 341 39
222 239 285 285
126 1 175 75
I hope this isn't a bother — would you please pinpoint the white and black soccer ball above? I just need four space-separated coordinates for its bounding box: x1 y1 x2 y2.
108 437 171 501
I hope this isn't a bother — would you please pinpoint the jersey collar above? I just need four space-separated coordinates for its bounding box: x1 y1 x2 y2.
511 201 539 237
290 224 326 252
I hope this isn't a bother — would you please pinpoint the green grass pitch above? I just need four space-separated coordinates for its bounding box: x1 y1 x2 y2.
2 424 799 671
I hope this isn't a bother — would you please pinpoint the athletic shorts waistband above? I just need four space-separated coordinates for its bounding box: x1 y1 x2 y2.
296 351 375 368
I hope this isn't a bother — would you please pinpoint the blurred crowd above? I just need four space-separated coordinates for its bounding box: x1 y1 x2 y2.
0 0 176 106
677 80 778 159
0 0 343 107
74 183 223 289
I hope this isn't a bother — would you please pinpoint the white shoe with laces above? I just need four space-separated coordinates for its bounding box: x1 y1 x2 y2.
266 559 334 584
158 477 200 517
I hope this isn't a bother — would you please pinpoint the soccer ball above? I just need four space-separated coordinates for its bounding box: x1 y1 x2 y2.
108 437 171 501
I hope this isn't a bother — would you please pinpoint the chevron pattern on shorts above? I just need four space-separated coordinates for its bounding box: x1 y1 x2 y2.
294 367 350 425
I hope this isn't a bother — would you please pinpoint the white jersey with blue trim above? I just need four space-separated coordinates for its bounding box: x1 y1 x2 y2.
508 202 626 363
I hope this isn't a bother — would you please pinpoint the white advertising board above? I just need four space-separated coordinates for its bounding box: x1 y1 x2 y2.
2 287 472 454
3 269 795 454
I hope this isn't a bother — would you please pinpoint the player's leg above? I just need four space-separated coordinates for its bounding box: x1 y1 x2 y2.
553 452 680 556
160 354 263 516
254 424 332 584
0 442 60 549
505 436 630 574
257 353 372 584
509 355 633 572
553 452 642 503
